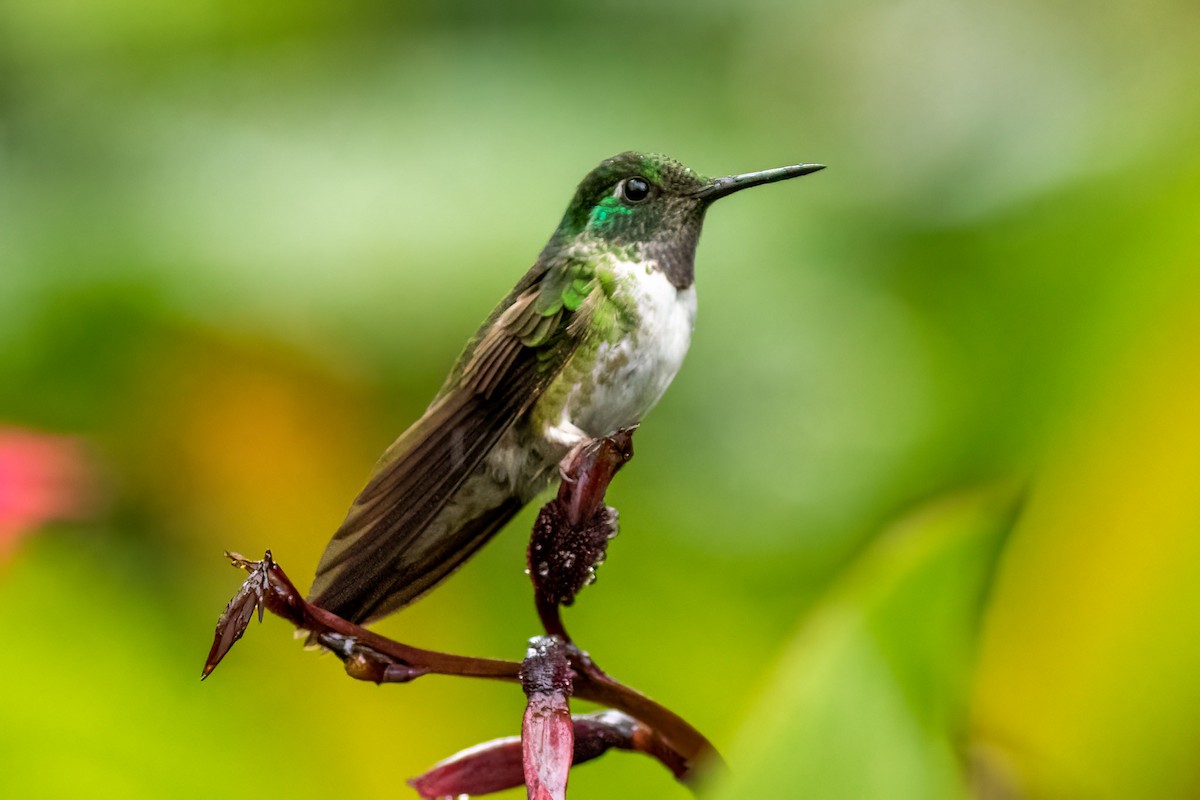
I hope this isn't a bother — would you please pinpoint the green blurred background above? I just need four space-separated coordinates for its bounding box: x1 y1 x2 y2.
2 1 1199 798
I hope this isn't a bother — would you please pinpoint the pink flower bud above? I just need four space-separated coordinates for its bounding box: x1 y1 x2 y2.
408 735 526 799
408 712 638 799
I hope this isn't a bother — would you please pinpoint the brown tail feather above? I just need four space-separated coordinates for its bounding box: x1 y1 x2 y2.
312 491 524 624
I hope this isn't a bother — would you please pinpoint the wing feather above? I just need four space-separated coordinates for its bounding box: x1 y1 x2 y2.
308 260 598 622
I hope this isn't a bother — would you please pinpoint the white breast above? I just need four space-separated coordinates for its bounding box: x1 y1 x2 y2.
568 262 697 438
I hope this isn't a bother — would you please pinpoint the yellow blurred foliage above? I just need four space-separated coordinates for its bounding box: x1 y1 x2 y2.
973 279 1200 798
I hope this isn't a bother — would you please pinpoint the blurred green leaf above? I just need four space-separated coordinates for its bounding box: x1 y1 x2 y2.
711 486 1018 800
972 285 1200 800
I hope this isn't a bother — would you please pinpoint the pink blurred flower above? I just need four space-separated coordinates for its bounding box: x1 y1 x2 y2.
0 426 94 559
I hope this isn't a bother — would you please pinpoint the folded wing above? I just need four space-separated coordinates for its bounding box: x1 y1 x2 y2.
308 262 596 623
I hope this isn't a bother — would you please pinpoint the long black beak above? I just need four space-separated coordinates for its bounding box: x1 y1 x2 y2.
692 163 825 202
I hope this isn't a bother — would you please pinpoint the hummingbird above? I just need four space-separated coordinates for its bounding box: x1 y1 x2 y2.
308 151 824 624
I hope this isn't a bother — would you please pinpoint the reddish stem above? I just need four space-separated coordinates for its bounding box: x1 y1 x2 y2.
205 552 720 781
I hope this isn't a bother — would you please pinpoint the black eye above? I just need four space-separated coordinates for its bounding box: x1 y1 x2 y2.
620 177 652 203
